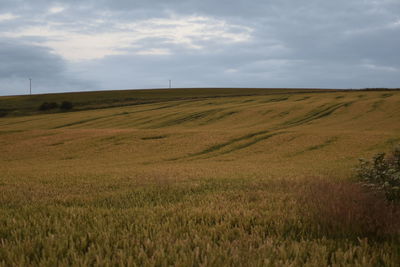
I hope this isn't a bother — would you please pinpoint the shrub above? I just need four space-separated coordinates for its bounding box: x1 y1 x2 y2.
60 101 73 110
357 146 400 201
38 102 59 111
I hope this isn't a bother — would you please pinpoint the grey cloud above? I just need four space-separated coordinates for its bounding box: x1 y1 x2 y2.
0 41 64 78
0 0 399 95
0 40 95 95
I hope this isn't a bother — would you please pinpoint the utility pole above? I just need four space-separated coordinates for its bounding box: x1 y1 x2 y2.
29 78 32 95
169 79 171 89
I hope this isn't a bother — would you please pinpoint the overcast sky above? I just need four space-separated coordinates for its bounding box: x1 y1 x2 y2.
0 0 399 95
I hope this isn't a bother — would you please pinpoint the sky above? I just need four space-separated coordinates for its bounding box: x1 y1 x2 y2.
0 0 399 95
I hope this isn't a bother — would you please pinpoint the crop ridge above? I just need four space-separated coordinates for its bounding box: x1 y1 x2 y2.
150 109 223 128
282 102 351 127
166 100 356 160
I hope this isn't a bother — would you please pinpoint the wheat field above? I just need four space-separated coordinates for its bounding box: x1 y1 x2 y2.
1 89 400 266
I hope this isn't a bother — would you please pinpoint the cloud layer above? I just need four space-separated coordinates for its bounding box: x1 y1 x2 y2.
0 0 399 95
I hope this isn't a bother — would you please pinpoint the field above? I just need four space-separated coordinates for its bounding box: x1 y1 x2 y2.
1 88 400 266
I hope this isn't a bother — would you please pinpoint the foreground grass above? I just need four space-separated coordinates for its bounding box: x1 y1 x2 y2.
2 176 399 266
1 89 400 265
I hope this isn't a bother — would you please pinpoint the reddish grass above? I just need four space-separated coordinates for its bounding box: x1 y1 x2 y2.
300 178 400 240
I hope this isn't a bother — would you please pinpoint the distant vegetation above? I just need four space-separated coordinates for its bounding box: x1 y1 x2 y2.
60 101 73 110
2 88 332 117
38 102 59 111
1 87 398 117
38 101 73 112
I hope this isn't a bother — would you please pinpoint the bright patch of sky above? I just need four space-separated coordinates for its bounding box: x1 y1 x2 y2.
0 13 18 21
2 15 252 61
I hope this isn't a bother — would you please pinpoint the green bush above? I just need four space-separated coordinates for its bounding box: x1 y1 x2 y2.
60 101 73 110
38 102 59 111
357 146 400 201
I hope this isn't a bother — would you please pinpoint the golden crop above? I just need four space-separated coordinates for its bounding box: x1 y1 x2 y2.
1 89 400 266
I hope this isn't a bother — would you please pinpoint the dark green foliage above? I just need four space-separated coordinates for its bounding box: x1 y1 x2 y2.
38 101 73 112
60 101 73 110
38 102 58 111
357 146 400 201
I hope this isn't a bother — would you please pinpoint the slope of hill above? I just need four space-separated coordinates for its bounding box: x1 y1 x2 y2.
1 89 400 265
0 88 335 117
